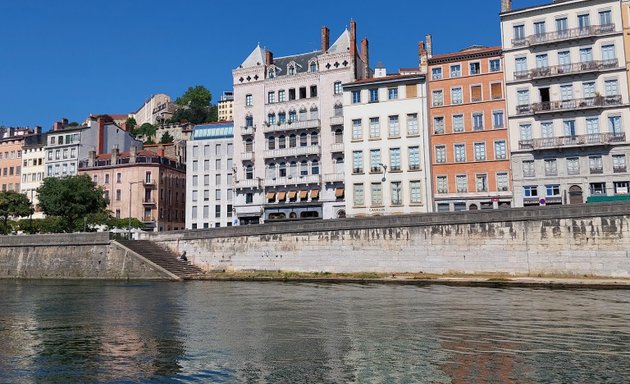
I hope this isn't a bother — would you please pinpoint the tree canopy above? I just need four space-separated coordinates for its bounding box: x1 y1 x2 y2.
159 131 174 144
0 191 34 234
37 175 109 232
171 85 218 125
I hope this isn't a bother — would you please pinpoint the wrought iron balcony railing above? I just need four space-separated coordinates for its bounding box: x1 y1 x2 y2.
512 24 616 47
513 59 618 81
519 132 625 150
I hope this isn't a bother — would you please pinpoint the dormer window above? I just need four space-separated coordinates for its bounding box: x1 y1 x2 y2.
268 68 276 79
309 61 318 72
288 65 295 75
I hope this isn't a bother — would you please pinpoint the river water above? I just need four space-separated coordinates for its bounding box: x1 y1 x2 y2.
0 281 628 383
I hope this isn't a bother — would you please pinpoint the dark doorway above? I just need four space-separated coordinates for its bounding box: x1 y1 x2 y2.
569 185 583 205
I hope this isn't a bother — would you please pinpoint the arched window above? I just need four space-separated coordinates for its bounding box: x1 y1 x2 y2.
334 102 343 117
309 61 317 72
310 132 319 146
279 162 287 177
300 133 308 147
310 106 319 120
289 134 297 148
289 109 297 122
278 135 286 149
335 157 344 173
267 113 276 125
289 161 297 177
245 115 253 127
288 65 295 75
245 138 253 152
245 164 253 180
300 160 309 176
311 159 320 175
266 163 276 179
268 68 276 79
334 128 343 144
299 108 307 120
278 112 286 124
268 136 275 150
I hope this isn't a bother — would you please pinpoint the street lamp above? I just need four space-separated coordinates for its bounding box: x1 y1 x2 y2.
379 163 388 182
128 180 143 239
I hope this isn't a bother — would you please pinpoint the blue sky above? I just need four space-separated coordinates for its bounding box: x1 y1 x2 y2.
0 0 541 129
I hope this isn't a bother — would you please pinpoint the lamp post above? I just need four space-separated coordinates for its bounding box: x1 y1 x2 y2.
379 163 388 182
128 180 143 239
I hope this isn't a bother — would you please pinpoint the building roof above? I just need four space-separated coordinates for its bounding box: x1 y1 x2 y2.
328 29 351 53
192 122 234 140
272 50 321 77
240 44 266 68
428 46 502 65
502 0 584 16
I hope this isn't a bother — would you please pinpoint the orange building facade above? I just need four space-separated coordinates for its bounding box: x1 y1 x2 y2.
427 46 513 212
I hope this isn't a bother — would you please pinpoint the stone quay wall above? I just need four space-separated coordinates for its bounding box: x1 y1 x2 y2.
140 203 630 278
0 233 173 280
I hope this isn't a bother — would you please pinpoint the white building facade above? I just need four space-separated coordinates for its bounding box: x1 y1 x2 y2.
186 123 235 229
501 0 630 206
21 134 47 218
232 20 370 224
343 72 432 217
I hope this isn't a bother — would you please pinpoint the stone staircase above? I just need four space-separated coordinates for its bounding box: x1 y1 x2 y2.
116 239 205 280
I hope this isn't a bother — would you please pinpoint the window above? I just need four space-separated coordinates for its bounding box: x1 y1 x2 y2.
105 174 110 184
450 64 461 77
493 110 504 128
560 84 573 100
278 112 286 124
609 116 622 135
370 149 381 172
556 17 568 34
288 65 295 75
544 159 558 176
517 89 530 109
520 124 532 141
408 146 420 170
589 156 603 174
513 25 525 42
490 83 502 99
469 62 480 75
309 62 317 72
546 184 560 196
268 92 275 103
278 89 286 102
454 144 466 162
613 154 626 172
288 88 296 100
353 184 364 206
451 87 463 104
456 175 468 193
602 44 616 62
334 81 342 95
369 88 379 103
431 67 442 80
388 87 398 100
474 142 486 161
310 85 317 98
494 140 507 160
410 181 422 203
289 110 297 122
536 54 549 69
352 90 361 104
515 57 527 73
534 21 546 37
369 117 380 139
476 174 488 192
614 181 629 194
590 182 606 195
216 189 222 200
388 115 400 137
489 59 501 72
523 160 535 177
567 157 580 175
599 10 612 26
433 116 445 134
246 193 253 204
472 112 484 130
352 151 363 173
371 183 383 206
435 145 446 163
580 47 593 63
406 84 417 98
605 79 619 97
432 90 443 107
215 205 221 218
245 94 253 106
204 190 210 201
523 185 538 197
192 190 198 202
391 182 402 205
437 176 448 194
452 114 464 133
311 159 319 175
497 172 509 192
116 189 121 201
407 114 418 136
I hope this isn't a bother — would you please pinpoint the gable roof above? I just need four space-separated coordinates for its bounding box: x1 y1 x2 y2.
240 44 266 68
328 29 351 53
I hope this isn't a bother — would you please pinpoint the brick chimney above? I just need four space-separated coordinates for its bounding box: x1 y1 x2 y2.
361 37 369 78
425 34 433 58
418 41 428 74
321 26 330 52
349 19 357 79
265 50 273 66
501 0 512 12
111 145 119 164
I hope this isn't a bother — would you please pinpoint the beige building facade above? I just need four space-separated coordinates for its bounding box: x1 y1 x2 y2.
218 91 234 122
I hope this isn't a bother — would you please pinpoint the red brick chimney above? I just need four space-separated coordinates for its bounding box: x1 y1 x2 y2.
361 37 369 78
349 19 357 79
321 26 330 52
265 50 273 66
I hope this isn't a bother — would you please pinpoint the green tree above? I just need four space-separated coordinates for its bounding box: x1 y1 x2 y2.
0 191 34 234
172 85 217 125
37 175 109 232
159 131 174 144
126 117 137 132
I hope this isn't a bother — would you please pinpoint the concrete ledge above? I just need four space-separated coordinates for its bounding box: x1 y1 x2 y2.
0 232 110 247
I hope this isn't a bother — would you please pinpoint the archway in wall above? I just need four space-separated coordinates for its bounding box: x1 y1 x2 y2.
569 185 583 204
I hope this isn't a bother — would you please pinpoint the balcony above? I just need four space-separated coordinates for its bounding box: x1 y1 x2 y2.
323 173 344 183
142 216 155 222
516 95 622 116
143 179 156 187
241 152 254 161
235 204 263 217
330 116 344 126
263 145 321 159
613 166 627 173
262 119 320 133
241 126 255 135
512 24 617 48
236 178 262 189
142 198 156 205
513 59 619 81
590 167 604 175
518 132 626 150
331 142 344 153
265 174 321 187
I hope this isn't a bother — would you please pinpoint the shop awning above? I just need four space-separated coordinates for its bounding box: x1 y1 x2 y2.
299 190 308 199
335 188 344 198
288 191 297 199
310 189 320 199
266 192 276 200
277 191 286 201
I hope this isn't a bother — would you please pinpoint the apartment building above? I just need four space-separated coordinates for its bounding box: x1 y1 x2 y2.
428 46 512 212
218 91 234 122
501 0 630 206
132 93 176 126
78 147 186 232
232 20 370 224
0 127 39 192
343 65 431 217
186 122 234 229
21 133 47 218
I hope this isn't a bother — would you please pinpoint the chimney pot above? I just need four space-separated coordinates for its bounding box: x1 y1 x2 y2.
501 0 512 12
265 50 273 66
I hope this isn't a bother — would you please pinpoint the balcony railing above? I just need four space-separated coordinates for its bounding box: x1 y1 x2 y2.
512 24 616 47
513 59 619 81
241 126 255 135
613 166 627 173
241 152 254 161
236 179 261 189
323 173 344 183
331 142 344 153
143 179 156 187
142 216 155 222
263 145 321 158
264 174 321 187
330 116 344 126
516 95 622 116
262 119 320 133
590 167 604 174
235 204 263 216
142 198 156 205
518 132 626 150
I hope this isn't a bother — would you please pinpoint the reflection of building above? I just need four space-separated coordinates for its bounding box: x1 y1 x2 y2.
132 93 176 126
343 63 432 217
428 44 512 212
21 133 47 218
501 0 630 207
233 20 371 224
218 91 234 121
78 147 186 231
186 122 234 229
